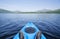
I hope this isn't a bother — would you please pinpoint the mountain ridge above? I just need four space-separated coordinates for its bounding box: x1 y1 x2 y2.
0 9 60 13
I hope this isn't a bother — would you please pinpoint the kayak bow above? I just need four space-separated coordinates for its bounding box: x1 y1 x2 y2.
13 22 46 39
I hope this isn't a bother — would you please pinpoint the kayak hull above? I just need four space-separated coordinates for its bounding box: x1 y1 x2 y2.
13 22 46 39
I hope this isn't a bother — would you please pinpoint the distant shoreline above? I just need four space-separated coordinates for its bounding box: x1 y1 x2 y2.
0 12 60 14
0 9 60 14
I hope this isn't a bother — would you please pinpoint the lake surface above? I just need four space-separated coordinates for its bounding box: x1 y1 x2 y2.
0 13 60 39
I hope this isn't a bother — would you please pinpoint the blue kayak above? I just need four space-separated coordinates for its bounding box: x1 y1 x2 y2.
13 22 46 39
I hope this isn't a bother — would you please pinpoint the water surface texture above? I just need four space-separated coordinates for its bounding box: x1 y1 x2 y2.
0 13 60 39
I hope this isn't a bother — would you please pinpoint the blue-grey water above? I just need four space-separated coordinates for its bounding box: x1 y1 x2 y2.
0 13 60 39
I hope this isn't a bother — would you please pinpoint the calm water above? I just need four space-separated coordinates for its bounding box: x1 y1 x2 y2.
0 13 60 39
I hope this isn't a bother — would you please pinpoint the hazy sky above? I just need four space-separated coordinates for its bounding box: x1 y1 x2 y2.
0 0 60 12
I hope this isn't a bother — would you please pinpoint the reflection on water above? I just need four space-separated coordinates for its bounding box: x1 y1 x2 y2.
0 13 60 39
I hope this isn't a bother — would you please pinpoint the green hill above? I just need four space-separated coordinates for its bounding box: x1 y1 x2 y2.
0 9 60 13
39 9 60 13
0 9 13 13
